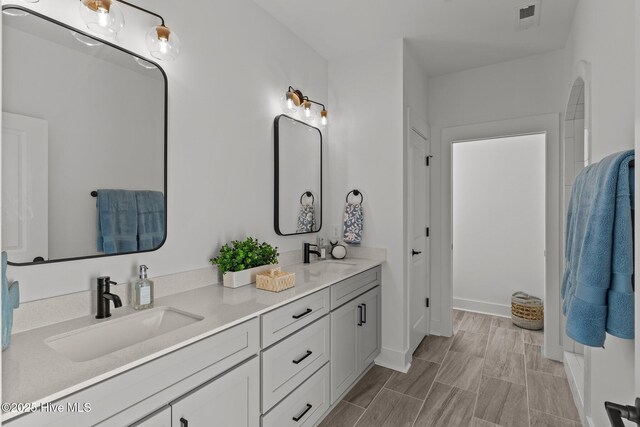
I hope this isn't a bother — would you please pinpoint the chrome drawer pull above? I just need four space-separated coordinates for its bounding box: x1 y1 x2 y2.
292 350 313 364
292 308 313 319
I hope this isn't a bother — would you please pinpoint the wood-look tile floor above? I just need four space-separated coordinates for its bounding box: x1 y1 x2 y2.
320 310 582 427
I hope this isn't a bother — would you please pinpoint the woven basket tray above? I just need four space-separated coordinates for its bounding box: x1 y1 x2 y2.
511 291 544 330
256 267 295 292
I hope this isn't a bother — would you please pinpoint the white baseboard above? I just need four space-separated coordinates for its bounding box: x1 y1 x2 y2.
564 351 588 427
375 347 411 373
453 298 511 317
429 319 444 336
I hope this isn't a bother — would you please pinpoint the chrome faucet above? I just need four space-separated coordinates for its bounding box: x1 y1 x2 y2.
96 276 122 319
303 243 321 264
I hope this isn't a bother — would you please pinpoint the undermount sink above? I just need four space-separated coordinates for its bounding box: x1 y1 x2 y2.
303 261 358 274
45 307 204 362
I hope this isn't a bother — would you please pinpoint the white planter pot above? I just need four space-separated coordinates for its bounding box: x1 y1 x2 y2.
222 264 279 288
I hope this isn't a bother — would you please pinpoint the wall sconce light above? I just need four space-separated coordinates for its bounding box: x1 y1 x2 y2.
282 86 328 127
79 0 181 61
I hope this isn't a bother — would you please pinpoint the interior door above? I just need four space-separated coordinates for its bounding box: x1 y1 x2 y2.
408 128 430 354
2 112 48 262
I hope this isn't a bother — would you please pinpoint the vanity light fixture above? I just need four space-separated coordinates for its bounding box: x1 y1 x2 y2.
79 0 125 37
282 86 328 127
79 0 181 61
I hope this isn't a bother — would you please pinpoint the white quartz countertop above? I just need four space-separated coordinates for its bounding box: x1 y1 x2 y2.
2 258 383 420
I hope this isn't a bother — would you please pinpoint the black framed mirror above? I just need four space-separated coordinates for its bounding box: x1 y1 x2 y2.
2 6 168 265
274 114 322 236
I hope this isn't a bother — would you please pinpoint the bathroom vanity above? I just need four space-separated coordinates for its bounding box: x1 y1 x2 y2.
2 260 382 426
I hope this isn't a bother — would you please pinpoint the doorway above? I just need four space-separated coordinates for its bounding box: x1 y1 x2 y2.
452 134 546 318
440 114 561 360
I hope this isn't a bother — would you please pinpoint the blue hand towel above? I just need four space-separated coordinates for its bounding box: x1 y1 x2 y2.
2 252 20 351
96 190 138 254
135 191 165 251
343 202 363 244
561 150 634 347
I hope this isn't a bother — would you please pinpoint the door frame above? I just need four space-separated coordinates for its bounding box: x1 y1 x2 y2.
405 107 430 357
440 114 561 361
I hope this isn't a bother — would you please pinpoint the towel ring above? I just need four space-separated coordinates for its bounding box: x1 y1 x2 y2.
300 191 315 205
346 189 363 204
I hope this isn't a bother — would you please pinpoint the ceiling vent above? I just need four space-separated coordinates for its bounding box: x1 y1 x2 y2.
515 1 541 31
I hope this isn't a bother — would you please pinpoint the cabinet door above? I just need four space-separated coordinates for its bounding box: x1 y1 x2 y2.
358 287 381 370
330 298 359 403
171 357 259 427
129 407 171 427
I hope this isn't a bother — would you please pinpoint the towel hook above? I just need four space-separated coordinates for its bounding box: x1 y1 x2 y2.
346 189 364 204
90 191 98 197
300 191 315 205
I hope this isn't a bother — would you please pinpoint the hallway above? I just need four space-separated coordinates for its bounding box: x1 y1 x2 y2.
320 310 581 427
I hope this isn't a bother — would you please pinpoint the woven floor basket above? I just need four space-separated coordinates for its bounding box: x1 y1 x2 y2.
256 267 295 292
511 292 544 330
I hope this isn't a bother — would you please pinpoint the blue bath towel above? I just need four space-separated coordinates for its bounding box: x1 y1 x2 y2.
135 191 165 251
561 150 635 347
2 252 20 351
96 190 138 254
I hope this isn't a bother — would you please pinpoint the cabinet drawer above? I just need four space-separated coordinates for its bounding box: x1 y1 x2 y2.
62 319 260 427
262 288 330 348
262 363 330 427
330 266 381 310
261 316 330 411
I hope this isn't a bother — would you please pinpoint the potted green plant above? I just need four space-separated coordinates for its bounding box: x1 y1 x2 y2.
210 237 279 288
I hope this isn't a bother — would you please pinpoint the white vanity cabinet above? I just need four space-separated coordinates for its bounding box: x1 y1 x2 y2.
171 358 260 427
130 407 171 427
129 358 260 427
5 265 382 427
330 286 381 403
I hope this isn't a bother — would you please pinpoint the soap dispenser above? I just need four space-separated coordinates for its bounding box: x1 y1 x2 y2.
131 265 154 310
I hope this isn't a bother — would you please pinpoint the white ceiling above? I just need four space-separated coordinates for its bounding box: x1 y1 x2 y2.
252 0 579 77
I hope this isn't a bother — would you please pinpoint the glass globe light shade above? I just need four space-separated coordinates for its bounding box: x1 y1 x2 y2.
79 0 124 38
146 25 181 61
281 92 300 115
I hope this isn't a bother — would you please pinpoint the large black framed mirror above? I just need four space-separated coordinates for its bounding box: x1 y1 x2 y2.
2 6 167 265
274 114 322 236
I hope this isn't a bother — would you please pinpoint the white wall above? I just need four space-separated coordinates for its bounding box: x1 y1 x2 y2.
3 23 164 261
4 0 329 302
328 39 407 369
327 40 429 371
452 134 545 316
562 1 636 425
428 49 565 334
